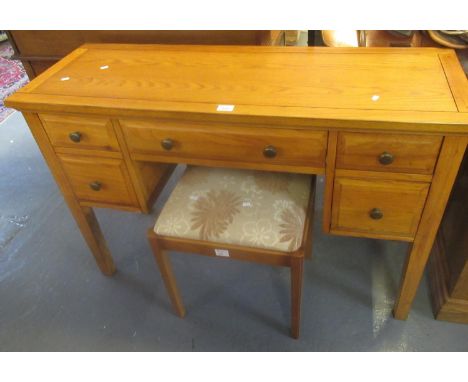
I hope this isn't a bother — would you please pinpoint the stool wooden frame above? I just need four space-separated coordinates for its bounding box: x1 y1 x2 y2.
147 175 316 339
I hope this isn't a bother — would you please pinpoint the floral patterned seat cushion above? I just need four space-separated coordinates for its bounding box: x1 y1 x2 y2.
154 166 313 252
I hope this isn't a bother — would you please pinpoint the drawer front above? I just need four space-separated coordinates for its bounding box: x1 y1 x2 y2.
336 133 442 174
40 114 120 151
331 177 430 239
58 154 137 207
120 119 327 171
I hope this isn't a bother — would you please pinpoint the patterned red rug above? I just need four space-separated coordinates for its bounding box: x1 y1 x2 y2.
0 41 29 124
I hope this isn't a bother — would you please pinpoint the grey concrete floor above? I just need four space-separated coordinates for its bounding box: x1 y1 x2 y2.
1 112 468 351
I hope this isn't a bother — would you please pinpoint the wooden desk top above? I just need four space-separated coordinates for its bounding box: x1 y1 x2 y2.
6 44 468 133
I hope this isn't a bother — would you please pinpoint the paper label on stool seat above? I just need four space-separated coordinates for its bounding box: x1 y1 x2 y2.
214 249 230 257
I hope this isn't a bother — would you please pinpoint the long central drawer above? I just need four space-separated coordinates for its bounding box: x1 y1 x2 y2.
120 119 327 172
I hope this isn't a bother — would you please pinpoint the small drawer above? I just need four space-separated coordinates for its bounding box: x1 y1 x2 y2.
58 154 137 207
120 119 327 172
331 177 430 240
40 114 120 151
336 132 442 174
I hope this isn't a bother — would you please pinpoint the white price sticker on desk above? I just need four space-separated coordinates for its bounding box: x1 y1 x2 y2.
216 104 235 112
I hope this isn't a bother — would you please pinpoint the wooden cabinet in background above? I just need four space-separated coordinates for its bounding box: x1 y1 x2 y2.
7 30 284 79
429 149 468 323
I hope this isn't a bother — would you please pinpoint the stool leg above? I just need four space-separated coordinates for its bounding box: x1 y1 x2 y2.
148 235 186 318
305 176 316 260
304 211 314 260
290 256 304 339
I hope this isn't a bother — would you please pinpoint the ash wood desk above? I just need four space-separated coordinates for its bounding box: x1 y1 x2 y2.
6 44 468 320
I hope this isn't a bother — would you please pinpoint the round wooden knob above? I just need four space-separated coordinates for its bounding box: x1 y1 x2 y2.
263 145 277 158
161 138 174 151
69 131 82 143
369 208 383 220
89 181 102 191
378 152 394 165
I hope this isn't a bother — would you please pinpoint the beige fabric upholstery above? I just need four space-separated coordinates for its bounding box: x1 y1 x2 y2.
154 166 313 252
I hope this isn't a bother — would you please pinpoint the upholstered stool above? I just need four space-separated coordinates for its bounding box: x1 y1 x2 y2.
147 166 316 338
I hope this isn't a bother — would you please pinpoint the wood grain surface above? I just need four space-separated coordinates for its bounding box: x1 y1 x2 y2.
6 45 468 134
58 154 138 207
121 118 327 171
336 132 442 174
23 47 457 112
331 177 430 240
40 113 120 151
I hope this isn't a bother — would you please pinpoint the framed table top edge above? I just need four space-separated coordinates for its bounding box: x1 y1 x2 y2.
5 44 468 136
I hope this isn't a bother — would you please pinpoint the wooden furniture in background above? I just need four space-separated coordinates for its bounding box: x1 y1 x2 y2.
285 30 301 46
362 31 436 48
5 44 468 321
321 30 442 49
428 150 468 323
6 30 284 79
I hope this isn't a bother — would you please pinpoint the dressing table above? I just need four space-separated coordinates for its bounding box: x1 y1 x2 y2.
6 44 468 320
